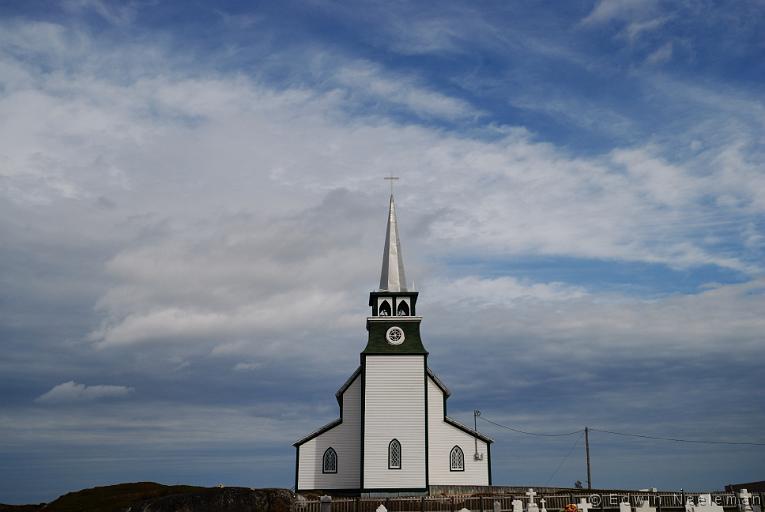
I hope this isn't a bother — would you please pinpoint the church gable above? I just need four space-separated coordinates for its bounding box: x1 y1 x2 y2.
295 372 361 491
426 376 492 486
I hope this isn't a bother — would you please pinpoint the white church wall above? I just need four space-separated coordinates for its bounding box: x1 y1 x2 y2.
426 377 490 486
363 355 426 489
297 375 361 490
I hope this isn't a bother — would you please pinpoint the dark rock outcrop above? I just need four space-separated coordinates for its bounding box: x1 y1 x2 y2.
2 484 296 512
130 487 295 512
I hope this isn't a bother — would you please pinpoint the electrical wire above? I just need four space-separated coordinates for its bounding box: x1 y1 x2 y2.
478 416 584 437
588 427 765 446
545 431 583 486
477 415 765 446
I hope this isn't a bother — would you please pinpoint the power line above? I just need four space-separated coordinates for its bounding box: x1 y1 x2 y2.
478 415 765 446
478 416 584 437
588 427 765 447
545 431 583 486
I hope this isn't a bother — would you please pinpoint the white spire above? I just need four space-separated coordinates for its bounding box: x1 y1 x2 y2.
379 194 407 292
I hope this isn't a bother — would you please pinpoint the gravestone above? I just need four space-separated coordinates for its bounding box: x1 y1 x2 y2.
635 500 656 512
494 501 502 512
540 498 548 512
737 490 754 512
620 502 632 512
577 498 593 512
527 489 540 512
376 505 387 512
512 499 524 512
693 494 724 512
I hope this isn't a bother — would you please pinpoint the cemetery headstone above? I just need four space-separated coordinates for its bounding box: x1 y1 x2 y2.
635 500 656 512
693 494 724 512
577 498 593 512
527 489 539 512
737 490 754 512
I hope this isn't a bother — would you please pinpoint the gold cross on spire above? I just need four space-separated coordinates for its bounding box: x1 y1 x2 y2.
384 173 399 195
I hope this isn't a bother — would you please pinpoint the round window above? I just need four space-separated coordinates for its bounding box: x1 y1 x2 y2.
386 326 405 345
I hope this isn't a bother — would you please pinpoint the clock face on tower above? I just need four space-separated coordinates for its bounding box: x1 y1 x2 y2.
386 326 405 345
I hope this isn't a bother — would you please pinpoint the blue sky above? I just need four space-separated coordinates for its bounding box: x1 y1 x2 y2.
1 0 764 504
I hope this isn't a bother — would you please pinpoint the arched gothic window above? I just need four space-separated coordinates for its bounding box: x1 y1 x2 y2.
388 439 402 469
379 300 392 316
449 445 464 471
396 301 410 316
323 447 337 474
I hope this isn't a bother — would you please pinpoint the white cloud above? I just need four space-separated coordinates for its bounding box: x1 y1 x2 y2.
233 362 264 371
0 18 760 371
5 400 314 447
645 41 673 65
581 0 661 26
620 16 672 42
0 19 761 362
35 381 134 403
62 0 137 26
332 60 481 120
427 276 587 308
426 278 765 362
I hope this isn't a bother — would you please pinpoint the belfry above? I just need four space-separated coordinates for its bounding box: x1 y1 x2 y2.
294 192 492 494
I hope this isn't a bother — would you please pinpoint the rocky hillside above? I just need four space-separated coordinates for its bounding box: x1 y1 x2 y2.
0 483 295 512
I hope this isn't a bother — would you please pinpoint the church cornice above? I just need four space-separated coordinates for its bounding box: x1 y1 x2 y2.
426 371 493 444
426 367 450 397
444 416 493 444
366 316 422 323
335 366 361 406
293 419 342 447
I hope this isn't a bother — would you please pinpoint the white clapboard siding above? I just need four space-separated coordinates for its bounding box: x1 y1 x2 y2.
364 355 426 489
427 377 489 486
297 374 361 490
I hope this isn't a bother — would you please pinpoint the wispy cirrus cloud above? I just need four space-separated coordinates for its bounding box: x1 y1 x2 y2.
581 0 662 26
36 381 133 403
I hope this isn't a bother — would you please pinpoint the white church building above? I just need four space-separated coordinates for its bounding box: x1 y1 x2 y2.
294 193 493 494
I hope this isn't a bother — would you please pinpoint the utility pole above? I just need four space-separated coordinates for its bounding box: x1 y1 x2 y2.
474 410 481 459
585 426 592 490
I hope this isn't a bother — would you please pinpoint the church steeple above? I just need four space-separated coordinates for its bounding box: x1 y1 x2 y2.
365 192 426 355
379 194 407 292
